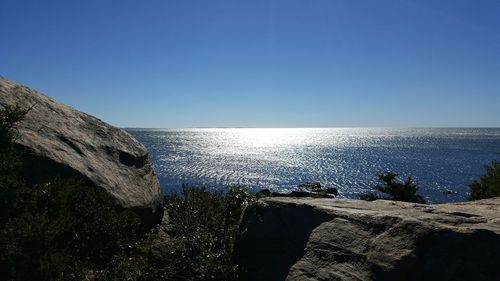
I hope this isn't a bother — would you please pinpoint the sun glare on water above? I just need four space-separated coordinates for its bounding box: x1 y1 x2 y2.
227 128 314 148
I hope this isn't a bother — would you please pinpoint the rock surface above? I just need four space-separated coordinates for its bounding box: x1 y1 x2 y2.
297 182 322 190
234 197 500 281
256 189 337 199
256 183 338 199
0 77 163 225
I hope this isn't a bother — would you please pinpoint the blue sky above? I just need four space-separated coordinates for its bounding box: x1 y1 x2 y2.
1 0 499 128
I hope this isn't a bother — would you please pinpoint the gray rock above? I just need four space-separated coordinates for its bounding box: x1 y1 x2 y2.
297 182 338 197
0 77 163 226
322 187 338 196
256 189 335 199
297 181 322 190
234 197 500 281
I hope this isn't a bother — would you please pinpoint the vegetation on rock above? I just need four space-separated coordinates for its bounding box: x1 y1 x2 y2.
0 106 254 280
359 172 426 204
468 161 500 200
0 105 142 280
146 185 254 281
1 180 141 280
0 105 29 226
4 104 500 280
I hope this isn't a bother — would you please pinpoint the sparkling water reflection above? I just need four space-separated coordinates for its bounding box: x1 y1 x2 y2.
127 128 500 203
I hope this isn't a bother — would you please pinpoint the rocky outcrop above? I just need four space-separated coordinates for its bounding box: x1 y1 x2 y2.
256 189 337 199
0 77 163 226
256 182 338 199
234 197 500 281
297 182 322 190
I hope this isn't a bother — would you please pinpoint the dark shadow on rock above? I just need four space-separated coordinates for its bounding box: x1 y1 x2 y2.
410 229 500 281
17 144 164 231
129 205 165 232
233 202 334 281
17 144 88 187
371 228 500 281
118 149 148 168
58 135 85 156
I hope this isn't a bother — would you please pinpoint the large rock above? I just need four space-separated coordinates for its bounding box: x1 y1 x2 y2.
234 197 500 281
0 77 163 226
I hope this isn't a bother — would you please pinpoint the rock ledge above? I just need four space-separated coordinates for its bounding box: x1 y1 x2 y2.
234 197 500 281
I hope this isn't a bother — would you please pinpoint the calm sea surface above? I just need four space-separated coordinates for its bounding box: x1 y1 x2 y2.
127 128 500 203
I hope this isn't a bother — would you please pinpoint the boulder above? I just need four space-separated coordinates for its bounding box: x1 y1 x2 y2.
298 182 338 197
256 186 337 199
234 197 500 281
256 189 335 199
0 77 163 226
297 182 322 190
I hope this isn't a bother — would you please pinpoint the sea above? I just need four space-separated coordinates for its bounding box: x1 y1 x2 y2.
127 128 500 203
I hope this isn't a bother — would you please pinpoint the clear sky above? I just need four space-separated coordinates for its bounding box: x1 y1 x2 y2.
1 0 499 128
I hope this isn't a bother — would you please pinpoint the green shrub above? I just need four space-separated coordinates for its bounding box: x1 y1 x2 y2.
468 161 500 200
1 180 141 281
359 173 426 204
0 105 29 225
156 185 255 281
0 105 29 278
0 105 253 280
0 106 143 280
358 193 381 201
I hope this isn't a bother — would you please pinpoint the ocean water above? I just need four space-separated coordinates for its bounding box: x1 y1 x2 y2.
127 128 500 203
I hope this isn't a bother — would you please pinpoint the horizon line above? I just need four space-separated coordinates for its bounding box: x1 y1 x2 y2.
122 126 500 130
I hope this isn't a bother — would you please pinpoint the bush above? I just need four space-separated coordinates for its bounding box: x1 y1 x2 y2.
1 179 141 281
0 106 29 278
154 185 255 281
0 106 142 280
0 105 29 226
468 161 500 200
0 105 253 280
359 173 426 204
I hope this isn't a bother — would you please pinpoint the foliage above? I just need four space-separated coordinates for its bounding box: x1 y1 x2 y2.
225 185 256 223
154 184 255 281
0 106 142 280
358 193 381 201
1 179 141 281
0 106 27 278
0 105 29 225
0 105 30 142
96 185 254 281
0 105 254 281
468 161 500 200
359 172 426 204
